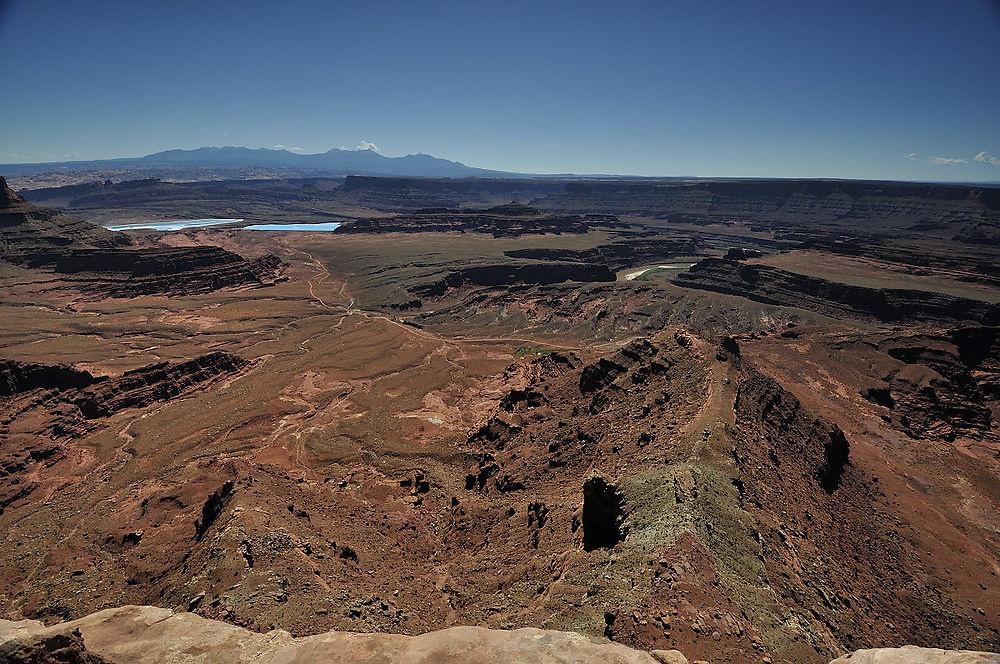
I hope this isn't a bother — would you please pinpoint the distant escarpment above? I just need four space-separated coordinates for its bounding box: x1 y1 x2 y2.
0 353 249 515
673 257 1000 326
505 236 701 271
541 179 1000 223
0 176 284 297
339 175 566 209
410 263 616 297
340 201 626 237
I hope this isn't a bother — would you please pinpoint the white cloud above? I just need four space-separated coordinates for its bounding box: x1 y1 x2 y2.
928 156 968 165
974 151 1000 166
272 144 303 152
356 140 379 152
904 152 918 160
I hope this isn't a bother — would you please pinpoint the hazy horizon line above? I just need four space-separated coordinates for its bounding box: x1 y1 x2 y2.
2 144 1000 186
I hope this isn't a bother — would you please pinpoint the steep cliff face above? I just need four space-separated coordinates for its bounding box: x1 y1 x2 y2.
950 327 1000 399
673 258 1000 326
842 328 1000 444
874 336 993 441
734 367 851 494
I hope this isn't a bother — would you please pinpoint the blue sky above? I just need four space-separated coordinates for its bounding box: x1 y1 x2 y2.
1 0 998 180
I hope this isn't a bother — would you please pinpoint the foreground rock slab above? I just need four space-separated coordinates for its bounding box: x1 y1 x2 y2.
2 606 998 664
0 605 664 664
829 647 1000 664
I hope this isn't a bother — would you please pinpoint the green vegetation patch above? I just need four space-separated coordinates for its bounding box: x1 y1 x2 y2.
513 346 553 358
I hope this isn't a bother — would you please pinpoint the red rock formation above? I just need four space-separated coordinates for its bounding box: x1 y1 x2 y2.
0 353 249 515
0 176 284 297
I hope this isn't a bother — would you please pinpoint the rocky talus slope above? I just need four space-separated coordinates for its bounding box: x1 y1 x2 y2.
1 606 996 664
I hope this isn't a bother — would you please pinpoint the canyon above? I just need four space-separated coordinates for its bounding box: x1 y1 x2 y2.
0 174 997 664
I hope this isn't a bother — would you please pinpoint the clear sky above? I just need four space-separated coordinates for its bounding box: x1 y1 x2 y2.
1 0 998 181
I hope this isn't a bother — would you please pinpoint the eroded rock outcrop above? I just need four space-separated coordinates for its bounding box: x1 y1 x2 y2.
73 352 249 419
0 176 129 254
0 627 110 664
734 366 851 494
723 247 763 261
22 247 284 298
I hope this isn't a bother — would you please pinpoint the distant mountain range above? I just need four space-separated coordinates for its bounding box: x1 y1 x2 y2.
0 146 513 179
6 148 998 187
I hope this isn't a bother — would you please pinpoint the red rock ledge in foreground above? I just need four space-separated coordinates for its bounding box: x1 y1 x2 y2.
1 605 997 664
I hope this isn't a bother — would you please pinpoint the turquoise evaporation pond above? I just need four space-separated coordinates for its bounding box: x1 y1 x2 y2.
244 222 341 231
105 218 242 231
